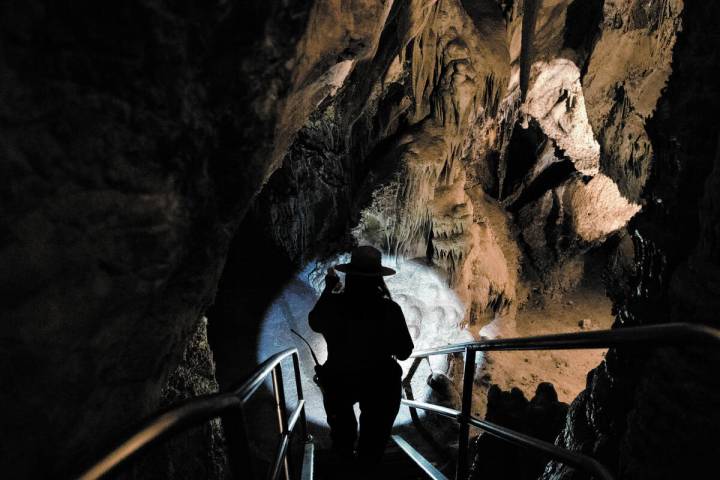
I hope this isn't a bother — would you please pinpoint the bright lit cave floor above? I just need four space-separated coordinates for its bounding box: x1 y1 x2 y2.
471 284 614 418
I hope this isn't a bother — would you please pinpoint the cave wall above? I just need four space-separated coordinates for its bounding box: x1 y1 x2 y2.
339 0 649 328
130 317 229 479
212 0 656 372
0 0 376 475
238 2 717 478
2 0 715 477
544 1 720 478
583 0 682 202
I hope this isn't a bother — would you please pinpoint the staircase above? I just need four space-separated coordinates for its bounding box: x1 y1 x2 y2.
313 441 430 480
77 323 720 480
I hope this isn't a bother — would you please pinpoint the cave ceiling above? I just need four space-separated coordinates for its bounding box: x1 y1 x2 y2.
255 0 677 329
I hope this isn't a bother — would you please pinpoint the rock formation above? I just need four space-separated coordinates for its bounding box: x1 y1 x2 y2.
0 0 391 476
2 0 718 478
543 2 720 478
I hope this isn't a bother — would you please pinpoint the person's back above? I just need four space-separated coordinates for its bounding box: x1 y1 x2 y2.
308 246 414 470
310 289 412 373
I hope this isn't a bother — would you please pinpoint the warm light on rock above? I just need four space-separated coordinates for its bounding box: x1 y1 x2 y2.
4 0 718 478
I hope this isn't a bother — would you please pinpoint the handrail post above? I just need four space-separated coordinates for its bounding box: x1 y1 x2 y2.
292 352 309 443
456 347 476 480
402 357 422 422
271 364 291 480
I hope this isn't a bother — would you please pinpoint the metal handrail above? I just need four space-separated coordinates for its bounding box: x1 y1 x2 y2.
400 399 613 480
78 323 720 480
78 348 311 480
396 322 720 480
410 322 720 357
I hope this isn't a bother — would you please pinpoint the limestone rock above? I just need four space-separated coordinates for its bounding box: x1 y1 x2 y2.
578 318 592 329
544 2 720 478
3 1 717 478
583 0 682 202
128 317 229 479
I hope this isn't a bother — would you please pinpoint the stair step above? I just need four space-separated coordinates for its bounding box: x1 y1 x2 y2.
313 444 428 479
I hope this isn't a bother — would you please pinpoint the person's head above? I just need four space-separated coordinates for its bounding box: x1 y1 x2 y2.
335 245 395 299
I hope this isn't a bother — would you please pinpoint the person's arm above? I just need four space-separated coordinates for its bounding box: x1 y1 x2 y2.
308 268 341 333
389 301 414 360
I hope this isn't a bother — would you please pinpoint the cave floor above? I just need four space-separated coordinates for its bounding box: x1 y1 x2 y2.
313 442 428 480
473 282 614 416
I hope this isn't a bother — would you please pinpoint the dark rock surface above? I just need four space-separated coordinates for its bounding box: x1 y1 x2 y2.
127 317 230 479
0 0 314 476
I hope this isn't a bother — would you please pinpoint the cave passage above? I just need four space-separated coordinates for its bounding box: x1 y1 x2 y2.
6 0 720 479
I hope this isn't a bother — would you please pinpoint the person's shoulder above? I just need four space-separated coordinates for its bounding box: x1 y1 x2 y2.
327 291 348 304
381 298 403 313
317 291 345 308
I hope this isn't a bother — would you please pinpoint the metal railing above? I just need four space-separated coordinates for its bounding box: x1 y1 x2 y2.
77 348 312 480
78 323 720 480
395 322 720 480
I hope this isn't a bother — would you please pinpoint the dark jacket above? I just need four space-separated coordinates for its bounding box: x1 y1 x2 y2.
309 288 414 374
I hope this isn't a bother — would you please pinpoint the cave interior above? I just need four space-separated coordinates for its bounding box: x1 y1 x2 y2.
2 0 720 479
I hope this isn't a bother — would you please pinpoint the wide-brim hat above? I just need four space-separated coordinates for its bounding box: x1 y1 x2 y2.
335 245 396 276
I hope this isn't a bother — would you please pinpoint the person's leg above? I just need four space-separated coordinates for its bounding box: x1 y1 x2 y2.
357 372 402 467
323 381 358 458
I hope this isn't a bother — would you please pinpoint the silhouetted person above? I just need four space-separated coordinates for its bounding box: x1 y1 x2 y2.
309 246 414 471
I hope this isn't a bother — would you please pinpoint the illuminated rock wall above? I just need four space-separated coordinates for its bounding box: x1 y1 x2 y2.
545 2 720 478
3 0 715 478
